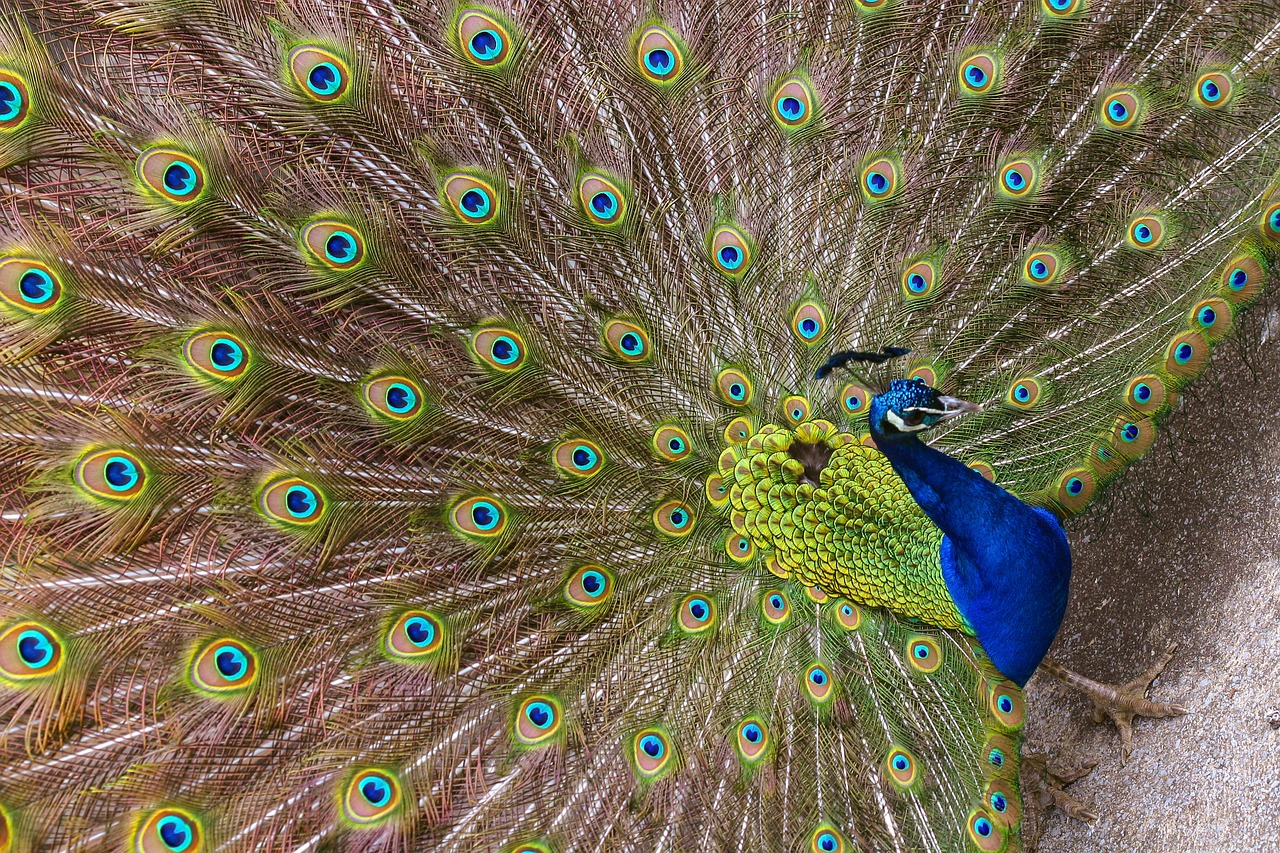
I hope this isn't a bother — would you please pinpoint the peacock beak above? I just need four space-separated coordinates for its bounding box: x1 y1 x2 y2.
937 396 983 419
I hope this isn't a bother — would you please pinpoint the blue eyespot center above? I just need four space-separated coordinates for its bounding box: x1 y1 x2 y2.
670 509 686 527
620 332 642 352
1135 383 1152 401
460 188 491 218
743 723 762 743
688 598 708 620
581 570 604 596
640 734 664 757
386 383 416 413
526 701 553 728
590 191 618 218
18 268 55 304
17 630 53 667
965 65 987 86
360 775 391 807
471 501 499 530
810 668 827 685
800 318 818 336
975 817 993 837
470 29 502 61
1066 477 1084 495
989 748 1005 767
818 832 838 851
157 815 193 852
285 485 317 518
1201 80 1220 101
1175 342 1194 363
998 695 1014 713
307 62 341 95
572 446 596 469
210 338 243 370
866 171 888 194
778 96 805 120
1229 268 1248 289
718 246 741 269
644 49 673 74
214 645 247 679
325 231 356 262
1108 99 1128 120
907 272 927 292
729 383 744 399
1135 224 1152 243
404 616 435 647
769 595 783 609
893 754 910 771
1004 168 1025 190
991 792 1008 812
163 161 197 195
1030 260 1049 279
0 81 22 121
491 336 519 363
104 456 140 491
1121 423 1140 441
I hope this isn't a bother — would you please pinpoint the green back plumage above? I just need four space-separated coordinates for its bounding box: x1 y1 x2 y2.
0 0 1277 850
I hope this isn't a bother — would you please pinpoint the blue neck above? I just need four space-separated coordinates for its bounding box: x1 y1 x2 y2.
870 413 1071 686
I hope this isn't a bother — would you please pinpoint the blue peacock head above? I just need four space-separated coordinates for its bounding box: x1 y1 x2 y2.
869 378 981 441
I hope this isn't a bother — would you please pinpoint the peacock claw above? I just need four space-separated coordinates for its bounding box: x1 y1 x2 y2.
1021 753 1099 851
1041 642 1189 763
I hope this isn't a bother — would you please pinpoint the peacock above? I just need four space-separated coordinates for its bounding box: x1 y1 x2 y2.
0 0 1276 849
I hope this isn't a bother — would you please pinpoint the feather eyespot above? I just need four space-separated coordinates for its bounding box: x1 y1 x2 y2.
725 533 755 562
443 173 500 224
1042 0 1083 16
259 478 326 526
0 621 63 682
189 638 257 694
184 331 250 383
840 384 870 417
736 717 770 762
803 663 834 703
1052 468 1095 514
985 778 1022 826
578 173 627 226
510 844 552 853
724 416 754 444
1262 201 1280 241
636 25 684 84
716 368 753 406
1163 330 1208 379
450 496 507 538
471 327 527 372
1022 249 1062 287
0 69 31 131
855 0 890 9
706 473 730 508
1099 89 1142 130
966 809 1005 851
1005 376 1043 410
1126 215 1166 250
860 156 900 201
343 770 401 826
602 318 651 363
710 225 752 276
554 440 605 477
457 10 513 69
907 364 939 386
515 696 563 746
959 52 998 95
885 746 919 788
386 611 444 659
996 158 1037 198
1219 254 1265 304
834 600 862 630
0 257 63 314
654 499 695 537
1124 374 1168 414
632 729 674 778
770 75 815 131
652 426 691 462
134 808 203 853
301 220 366 271
288 46 351 103
810 825 849 853
1190 297 1232 340
138 148 206 203
781 395 810 424
964 460 997 483
901 260 937 300
677 594 715 633
762 590 790 624
75 449 147 501
565 565 614 607
906 636 942 673
988 682 1026 729
791 302 826 343
1194 72 1233 109
362 375 425 422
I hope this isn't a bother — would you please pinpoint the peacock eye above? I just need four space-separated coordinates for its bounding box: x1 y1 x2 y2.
902 410 926 426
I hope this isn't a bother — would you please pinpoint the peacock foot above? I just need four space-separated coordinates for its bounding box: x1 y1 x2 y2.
1040 642 1189 763
1020 753 1098 850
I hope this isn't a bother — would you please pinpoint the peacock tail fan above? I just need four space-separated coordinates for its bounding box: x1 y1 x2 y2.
0 0 1276 850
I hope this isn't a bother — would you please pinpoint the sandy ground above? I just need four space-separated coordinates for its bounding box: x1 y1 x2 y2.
1026 299 1280 852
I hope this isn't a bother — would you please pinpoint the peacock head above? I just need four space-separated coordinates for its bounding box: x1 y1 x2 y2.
868 378 981 442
